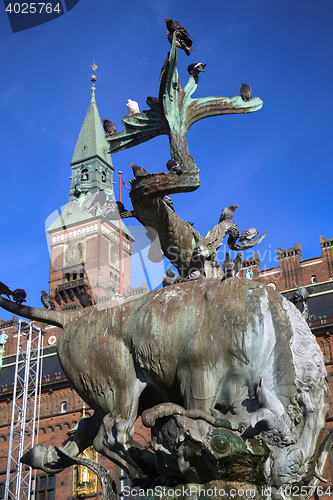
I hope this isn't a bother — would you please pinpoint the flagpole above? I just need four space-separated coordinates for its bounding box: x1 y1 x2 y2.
118 171 123 296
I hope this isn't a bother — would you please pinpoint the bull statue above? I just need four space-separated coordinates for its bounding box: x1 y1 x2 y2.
0 278 330 499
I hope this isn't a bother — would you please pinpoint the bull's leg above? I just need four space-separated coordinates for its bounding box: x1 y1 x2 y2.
21 411 102 473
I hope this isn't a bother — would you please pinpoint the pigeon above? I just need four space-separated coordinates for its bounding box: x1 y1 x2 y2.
102 118 117 136
185 269 206 281
77 288 93 308
187 63 206 77
130 163 148 178
166 159 183 174
222 252 235 280
127 99 140 116
233 252 242 276
240 82 252 102
219 204 238 223
41 290 56 310
160 195 175 211
146 96 160 111
12 288 27 305
165 18 193 56
162 269 177 287
0 282 13 299
239 228 259 243
159 53 170 80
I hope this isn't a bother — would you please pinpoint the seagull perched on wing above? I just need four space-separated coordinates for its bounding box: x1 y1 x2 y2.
146 96 160 111
166 159 183 174
130 163 148 178
41 290 55 310
239 228 259 243
102 118 116 136
0 282 13 299
240 82 252 102
219 204 238 223
187 63 206 77
127 99 140 116
165 18 193 56
12 289 27 305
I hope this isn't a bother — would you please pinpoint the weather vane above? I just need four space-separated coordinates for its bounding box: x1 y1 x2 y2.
90 60 98 85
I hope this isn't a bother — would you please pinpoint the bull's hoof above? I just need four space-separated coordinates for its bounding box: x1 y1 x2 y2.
21 444 65 474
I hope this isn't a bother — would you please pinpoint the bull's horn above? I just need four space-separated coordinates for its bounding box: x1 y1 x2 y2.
314 466 328 483
142 403 185 427
250 408 276 430
0 295 85 329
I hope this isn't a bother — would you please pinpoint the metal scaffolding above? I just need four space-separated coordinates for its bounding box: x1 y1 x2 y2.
5 320 44 500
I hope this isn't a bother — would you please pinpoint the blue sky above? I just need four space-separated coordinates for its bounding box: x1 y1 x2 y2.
0 0 332 319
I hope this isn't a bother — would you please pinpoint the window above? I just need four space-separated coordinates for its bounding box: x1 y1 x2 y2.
37 475 55 500
61 401 67 413
102 171 106 182
0 483 4 499
311 275 317 284
81 169 89 181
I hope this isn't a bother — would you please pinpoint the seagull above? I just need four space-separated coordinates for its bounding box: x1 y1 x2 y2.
0 282 13 299
187 63 206 77
127 99 140 116
130 163 148 178
185 269 206 281
41 290 56 310
162 269 177 287
219 204 238 223
240 82 252 102
102 118 117 136
239 228 259 243
165 18 193 56
166 159 183 174
146 96 160 111
12 289 27 305
159 53 170 80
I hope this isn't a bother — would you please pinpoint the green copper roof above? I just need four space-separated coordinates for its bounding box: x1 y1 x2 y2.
46 194 134 241
71 85 112 168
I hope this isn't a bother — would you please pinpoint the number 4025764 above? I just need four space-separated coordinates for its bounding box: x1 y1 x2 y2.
6 3 61 13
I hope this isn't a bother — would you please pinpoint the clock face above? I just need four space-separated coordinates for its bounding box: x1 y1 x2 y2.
65 240 85 265
109 244 119 269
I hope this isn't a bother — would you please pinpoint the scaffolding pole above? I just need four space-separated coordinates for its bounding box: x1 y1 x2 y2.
5 320 45 500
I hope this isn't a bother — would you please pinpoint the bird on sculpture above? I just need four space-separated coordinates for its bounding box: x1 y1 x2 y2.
127 99 140 116
219 204 238 223
0 282 13 299
130 163 148 178
165 18 193 56
162 269 177 287
222 252 235 281
41 290 56 310
185 269 206 281
77 288 93 308
159 53 170 80
239 228 259 243
233 252 242 276
160 195 175 211
166 159 183 174
187 63 206 77
12 288 27 305
240 82 252 102
146 96 160 111
102 118 116 136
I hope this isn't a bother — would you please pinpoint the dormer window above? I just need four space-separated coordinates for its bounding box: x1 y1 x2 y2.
311 275 317 284
61 401 67 413
81 169 89 181
102 171 106 183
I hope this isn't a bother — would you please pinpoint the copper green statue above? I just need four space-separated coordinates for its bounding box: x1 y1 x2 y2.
0 24 330 500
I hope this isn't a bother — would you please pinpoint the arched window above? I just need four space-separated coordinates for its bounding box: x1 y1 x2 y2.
311 275 317 284
102 171 106 182
60 401 67 413
81 169 89 181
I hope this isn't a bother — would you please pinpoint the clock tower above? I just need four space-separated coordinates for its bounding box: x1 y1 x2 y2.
46 81 134 309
